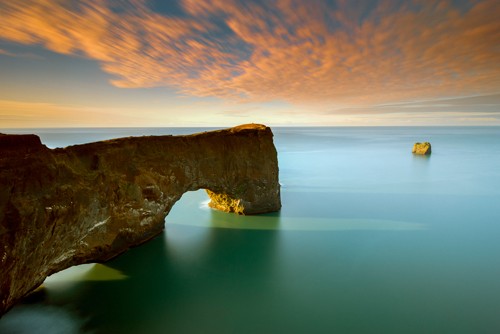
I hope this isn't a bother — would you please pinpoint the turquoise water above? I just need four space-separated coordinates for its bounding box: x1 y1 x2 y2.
1 127 500 333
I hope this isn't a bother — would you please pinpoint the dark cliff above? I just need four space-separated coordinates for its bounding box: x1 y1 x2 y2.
0 124 281 316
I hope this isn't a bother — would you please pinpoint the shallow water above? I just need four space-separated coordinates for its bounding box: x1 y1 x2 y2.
1 127 500 333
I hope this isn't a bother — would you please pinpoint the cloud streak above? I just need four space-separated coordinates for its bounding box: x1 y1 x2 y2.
1 0 499 107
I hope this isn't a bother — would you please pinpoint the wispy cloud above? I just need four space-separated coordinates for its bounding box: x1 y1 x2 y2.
0 48 16 57
324 93 500 115
0 0 498 107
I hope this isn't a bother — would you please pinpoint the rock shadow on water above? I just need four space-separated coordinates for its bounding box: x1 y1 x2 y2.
23 214 283 333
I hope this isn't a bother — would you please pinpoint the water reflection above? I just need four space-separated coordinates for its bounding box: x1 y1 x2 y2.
100 222 281 333
209 209 281 230
44 264 127 284
412 152 431 168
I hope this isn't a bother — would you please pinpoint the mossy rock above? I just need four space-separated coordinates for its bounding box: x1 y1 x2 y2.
412 142 431 155
206 190 245 215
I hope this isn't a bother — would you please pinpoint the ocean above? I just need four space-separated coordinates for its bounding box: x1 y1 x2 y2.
1 126 499 333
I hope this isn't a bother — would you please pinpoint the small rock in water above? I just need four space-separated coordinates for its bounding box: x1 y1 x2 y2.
412 142 431 155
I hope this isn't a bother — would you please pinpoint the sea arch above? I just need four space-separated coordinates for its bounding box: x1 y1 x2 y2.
0 124 281 316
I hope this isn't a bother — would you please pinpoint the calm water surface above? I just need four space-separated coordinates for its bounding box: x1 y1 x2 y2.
1 127 500 333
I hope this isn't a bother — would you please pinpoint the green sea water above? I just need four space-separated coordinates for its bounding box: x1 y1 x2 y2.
1 127 500 333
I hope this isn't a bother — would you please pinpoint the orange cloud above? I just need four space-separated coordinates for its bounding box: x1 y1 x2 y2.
1 0 498 106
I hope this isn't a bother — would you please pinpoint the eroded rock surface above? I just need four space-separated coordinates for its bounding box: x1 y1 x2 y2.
0 124 280 316
412 142 432 155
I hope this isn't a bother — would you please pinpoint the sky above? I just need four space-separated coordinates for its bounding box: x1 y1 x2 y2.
0 0 499 127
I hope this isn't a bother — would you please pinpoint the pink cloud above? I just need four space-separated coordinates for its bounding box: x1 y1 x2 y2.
0 0 498 106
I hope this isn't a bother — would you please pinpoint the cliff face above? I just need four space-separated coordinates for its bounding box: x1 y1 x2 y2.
0 124 281 316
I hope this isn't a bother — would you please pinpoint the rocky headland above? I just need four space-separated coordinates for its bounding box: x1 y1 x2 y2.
0 124 281 316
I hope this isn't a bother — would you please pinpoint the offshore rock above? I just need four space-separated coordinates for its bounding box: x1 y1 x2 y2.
412 142 432 155
0 124 281 316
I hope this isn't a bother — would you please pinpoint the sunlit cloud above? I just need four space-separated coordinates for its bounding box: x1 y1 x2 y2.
0 0 498 108
0 99 168 127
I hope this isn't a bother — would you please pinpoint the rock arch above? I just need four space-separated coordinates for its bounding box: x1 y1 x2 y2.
0 124 281 316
